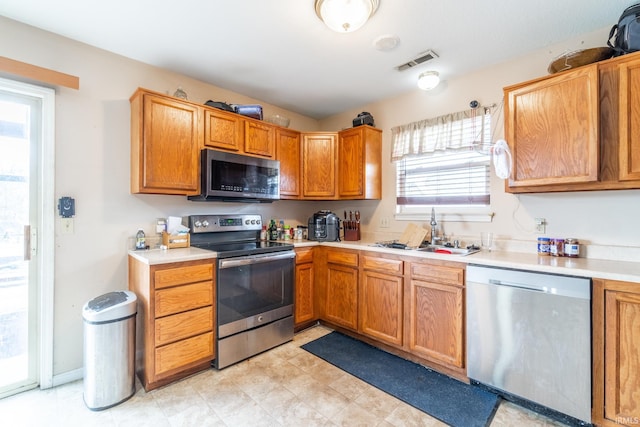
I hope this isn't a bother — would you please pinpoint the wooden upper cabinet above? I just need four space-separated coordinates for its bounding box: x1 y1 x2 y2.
276 128 302 199
618 57 640 181
338 126 382 200
130 89 201 195
505 64 600 190
203 108 243 151
244 120 275 158
302 132 337 199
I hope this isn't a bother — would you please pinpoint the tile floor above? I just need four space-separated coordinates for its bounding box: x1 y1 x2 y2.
0 325 567 427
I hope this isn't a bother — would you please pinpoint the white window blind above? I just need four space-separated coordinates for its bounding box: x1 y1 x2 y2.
392 107 492 209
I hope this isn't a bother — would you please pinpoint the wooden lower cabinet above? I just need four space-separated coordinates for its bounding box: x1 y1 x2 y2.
359 253 404 347
317 247 466 378
593 279 640 426
323 248 359 331
128 256 215 391
295 247 315 327
405 260 465 373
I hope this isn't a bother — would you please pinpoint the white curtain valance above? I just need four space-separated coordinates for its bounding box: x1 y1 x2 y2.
391 107 490 162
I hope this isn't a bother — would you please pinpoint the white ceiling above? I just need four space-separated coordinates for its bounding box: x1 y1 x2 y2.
0 0 633 119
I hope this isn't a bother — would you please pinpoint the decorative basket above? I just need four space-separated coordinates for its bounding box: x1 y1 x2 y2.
548 47 614 74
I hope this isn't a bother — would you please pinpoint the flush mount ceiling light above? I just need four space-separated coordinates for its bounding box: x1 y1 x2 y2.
418 71 440 90
315 0 380 33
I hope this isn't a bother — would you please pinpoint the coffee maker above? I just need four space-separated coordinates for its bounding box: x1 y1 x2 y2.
307 210 340 241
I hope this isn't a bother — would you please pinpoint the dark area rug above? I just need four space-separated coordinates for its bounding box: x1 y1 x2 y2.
301 332 500 427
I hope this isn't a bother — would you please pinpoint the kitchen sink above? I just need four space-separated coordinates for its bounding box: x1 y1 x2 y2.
370 241 480 256
415 245 480 256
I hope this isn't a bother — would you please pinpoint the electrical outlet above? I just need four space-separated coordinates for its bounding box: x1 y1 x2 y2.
534 217 546 234
380 217 390 228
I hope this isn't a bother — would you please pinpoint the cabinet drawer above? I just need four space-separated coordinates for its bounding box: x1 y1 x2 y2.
155 306 213 346
155 263 213 289
362 255 403 274
296 248 314 264
327 250 358 267
155 332 213 375
410 263 463 286
155 281 213 317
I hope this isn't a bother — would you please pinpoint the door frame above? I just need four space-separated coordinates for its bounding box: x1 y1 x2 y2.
0 77 55 390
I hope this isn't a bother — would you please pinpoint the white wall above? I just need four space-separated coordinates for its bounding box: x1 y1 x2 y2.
1 17 638 379
0 16 322 377
319 27 640 257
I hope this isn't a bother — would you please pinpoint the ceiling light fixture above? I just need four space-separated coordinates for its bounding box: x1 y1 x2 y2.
418 71 440 90
315 0 380 33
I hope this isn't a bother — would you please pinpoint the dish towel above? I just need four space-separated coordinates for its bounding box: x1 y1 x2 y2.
492 139 512 179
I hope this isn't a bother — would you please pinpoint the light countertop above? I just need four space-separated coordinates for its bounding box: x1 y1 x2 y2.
128 240 640 283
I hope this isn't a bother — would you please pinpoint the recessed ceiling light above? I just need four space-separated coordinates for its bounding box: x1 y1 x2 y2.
373 34 400 51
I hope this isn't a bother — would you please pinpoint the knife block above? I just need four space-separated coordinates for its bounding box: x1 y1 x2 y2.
344 224 360 241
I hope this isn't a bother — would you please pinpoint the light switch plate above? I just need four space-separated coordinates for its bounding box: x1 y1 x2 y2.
61 218 74 234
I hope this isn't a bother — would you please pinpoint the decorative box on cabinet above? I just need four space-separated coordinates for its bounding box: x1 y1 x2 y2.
128 257 215 391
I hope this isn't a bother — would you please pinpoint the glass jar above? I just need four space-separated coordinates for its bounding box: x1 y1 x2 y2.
537 237 550 256
550 238 564 257
564 238 580 257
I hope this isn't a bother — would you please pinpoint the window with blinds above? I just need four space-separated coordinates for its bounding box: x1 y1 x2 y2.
393 108 492 212
396 149 490 207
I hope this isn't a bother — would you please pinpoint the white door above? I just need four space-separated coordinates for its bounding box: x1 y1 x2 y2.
0 78 55 398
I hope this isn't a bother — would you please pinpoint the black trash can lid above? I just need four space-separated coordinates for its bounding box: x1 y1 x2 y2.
83 290 137 323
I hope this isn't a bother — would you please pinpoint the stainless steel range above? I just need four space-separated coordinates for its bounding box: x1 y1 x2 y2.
186 214 295 369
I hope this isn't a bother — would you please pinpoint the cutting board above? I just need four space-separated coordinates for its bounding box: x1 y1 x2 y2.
398 223 429 248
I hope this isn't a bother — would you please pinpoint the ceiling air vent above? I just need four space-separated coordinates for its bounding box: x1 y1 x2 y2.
396 50 439 71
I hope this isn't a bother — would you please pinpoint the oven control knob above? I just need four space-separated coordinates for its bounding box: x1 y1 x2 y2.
194 220 202 228
245 219 251 225
202 220 209 227
256 219 261 225
258 315 264 323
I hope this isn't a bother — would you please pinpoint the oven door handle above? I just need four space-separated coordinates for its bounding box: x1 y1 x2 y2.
219 251 295 269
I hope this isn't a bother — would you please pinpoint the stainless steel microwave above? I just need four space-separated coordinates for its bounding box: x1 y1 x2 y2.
189 149 280 202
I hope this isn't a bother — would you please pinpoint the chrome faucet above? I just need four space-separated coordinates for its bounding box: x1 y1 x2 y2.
430 207 438 245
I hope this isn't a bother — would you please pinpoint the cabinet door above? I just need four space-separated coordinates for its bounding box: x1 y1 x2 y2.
131 92 201 195
338 126 382 199
505 65 599 189
325 263 358 331
277 129 302 198
407 279 464 368
245 120 275 158
619 58 640 181
359 270 403 347
295 262 315 326
302 133 337 199
203 108 243 151
604 289 640 424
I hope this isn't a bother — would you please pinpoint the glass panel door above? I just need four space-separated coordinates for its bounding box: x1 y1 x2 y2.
0 89 40 397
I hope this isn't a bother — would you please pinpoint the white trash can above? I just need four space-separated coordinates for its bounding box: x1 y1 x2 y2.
82 290 137 411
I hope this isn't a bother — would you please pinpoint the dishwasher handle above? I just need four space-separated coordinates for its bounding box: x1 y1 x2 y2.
488 279 547 293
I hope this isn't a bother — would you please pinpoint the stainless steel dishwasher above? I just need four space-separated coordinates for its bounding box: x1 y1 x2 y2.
466 264 591 424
